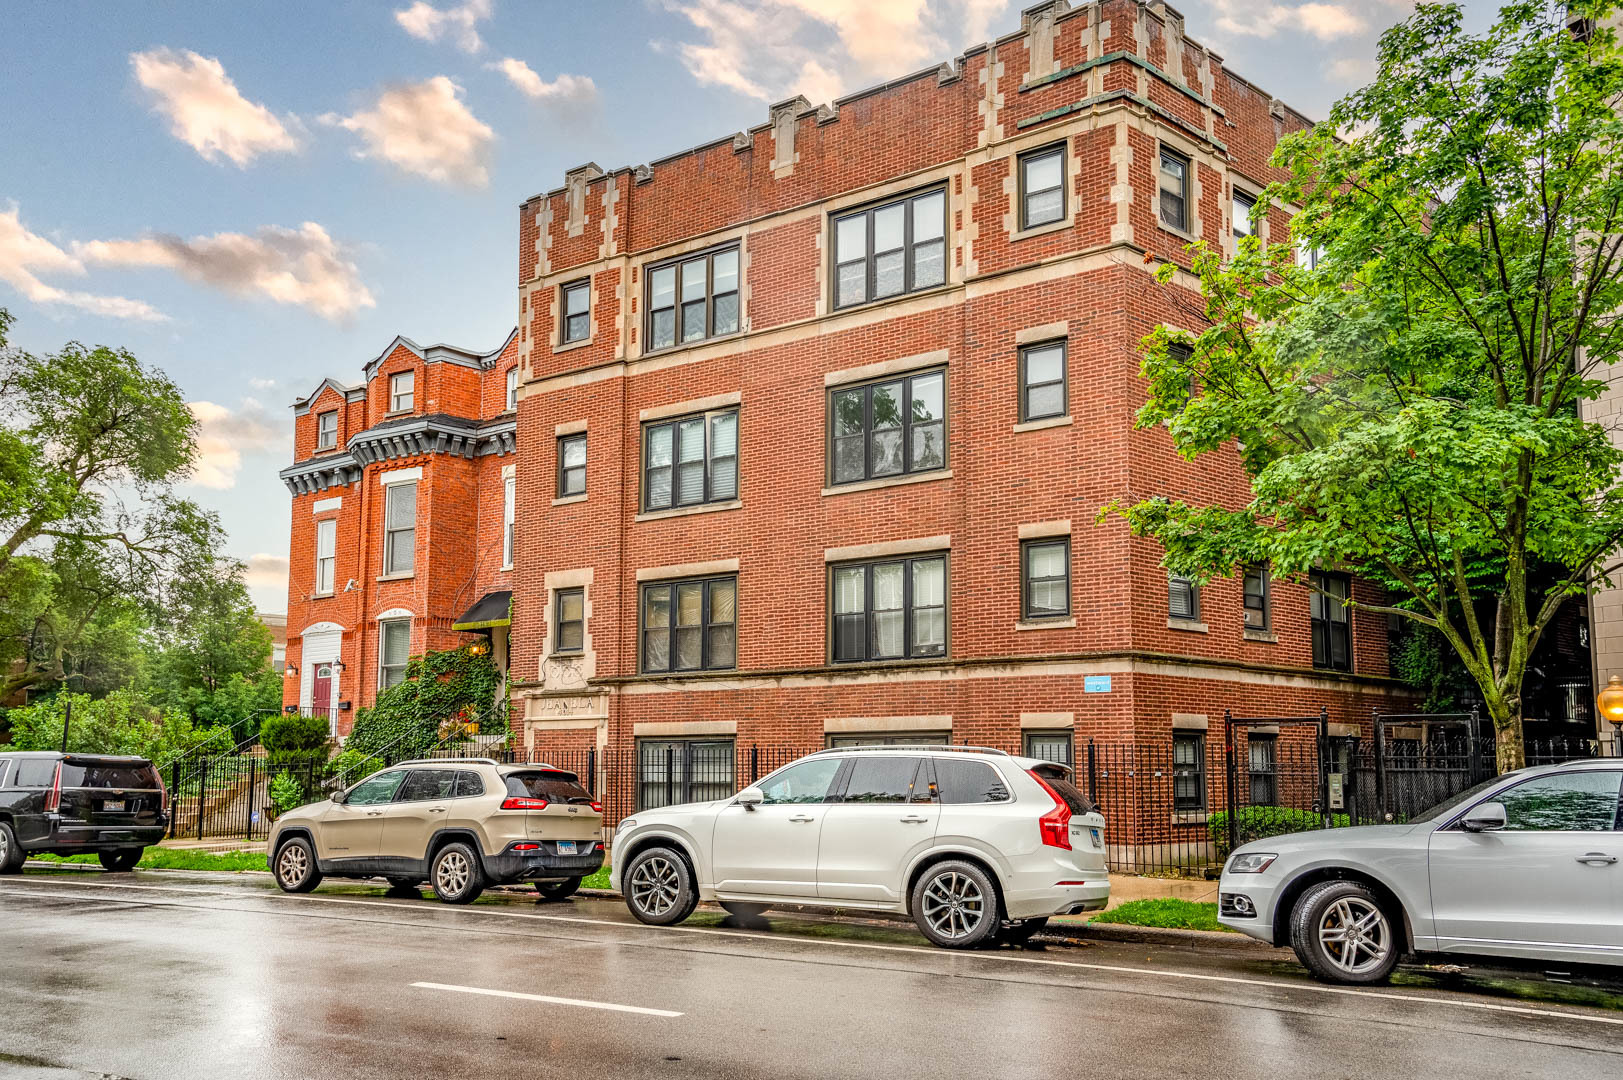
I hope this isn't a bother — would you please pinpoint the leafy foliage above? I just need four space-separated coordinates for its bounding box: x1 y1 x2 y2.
1 690 224 764
268 770 308 818
1106 2 1623 769
345 645 503 760
259 714 332 764
1207 806 1353 859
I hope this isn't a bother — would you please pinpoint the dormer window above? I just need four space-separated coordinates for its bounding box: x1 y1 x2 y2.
390 371 414 413
505 367 519 411
316 410 338 450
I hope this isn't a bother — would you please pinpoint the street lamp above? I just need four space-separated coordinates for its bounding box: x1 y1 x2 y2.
1594 675 1623 754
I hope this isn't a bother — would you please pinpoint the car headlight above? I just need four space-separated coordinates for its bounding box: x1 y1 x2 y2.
1228 852 1278 874
617 817 636 832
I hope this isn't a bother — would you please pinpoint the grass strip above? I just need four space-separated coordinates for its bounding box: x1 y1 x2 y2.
1089 898 1230 933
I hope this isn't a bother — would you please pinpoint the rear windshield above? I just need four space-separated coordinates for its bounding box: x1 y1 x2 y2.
505 770 593 803
59 763 161 790
1038 772 1097 816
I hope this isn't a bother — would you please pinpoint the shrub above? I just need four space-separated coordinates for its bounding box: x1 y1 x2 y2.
1207 806 1351 859
325 748 383 789
259 714 331 764
268 771 307 817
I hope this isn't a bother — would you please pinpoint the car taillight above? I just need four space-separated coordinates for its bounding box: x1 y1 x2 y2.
44 764 62 814
1028 769 1072 850
500 797 549 810
590 801 602 814
512 843 540 851
156 770 170 814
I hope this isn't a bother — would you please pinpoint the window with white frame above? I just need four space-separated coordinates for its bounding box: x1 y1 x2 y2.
379 618 411 689
503 473 516 568
505 367 519 411
1296 237 1327 270
314 518 336 595
383 481 416 577
316 410 338 450
1233 190 1257 239
390 370 414 412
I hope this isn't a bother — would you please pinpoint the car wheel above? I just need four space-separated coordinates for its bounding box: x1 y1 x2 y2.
623 846 697 926
912 860 1001 949
996 917 1050 946
274 837 323 893
98 849 142 873
431 842 486 905
0 823 24 874
1289 880 1401 985
534 877 582 901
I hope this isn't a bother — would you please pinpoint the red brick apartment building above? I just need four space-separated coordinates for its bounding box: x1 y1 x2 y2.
279 332 522 735
506 0 1410 818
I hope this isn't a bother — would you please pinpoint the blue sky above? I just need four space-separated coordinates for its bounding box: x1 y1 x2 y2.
0 0 1485 611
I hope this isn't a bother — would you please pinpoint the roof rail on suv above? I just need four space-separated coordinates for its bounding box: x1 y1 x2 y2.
394 757 504 767
808 745 1010 756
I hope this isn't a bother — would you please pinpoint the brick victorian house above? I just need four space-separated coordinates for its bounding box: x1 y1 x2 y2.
279 332 521 734
506 0 1411 817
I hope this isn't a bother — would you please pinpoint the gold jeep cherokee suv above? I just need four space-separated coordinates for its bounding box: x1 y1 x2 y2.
267 758 604 904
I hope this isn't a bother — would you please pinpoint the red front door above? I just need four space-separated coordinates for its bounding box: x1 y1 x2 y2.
312 664 333 717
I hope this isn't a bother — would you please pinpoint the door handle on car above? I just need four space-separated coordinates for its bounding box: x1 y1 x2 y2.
1576 852 1618 864
428 807 446 814
900 815 930 824
788 814 816 823
366 811 383 817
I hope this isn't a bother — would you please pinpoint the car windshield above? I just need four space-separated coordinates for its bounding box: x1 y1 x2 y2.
1409 773 1521 823
506 771 594 803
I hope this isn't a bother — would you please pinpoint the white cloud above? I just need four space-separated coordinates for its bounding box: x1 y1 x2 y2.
320 77 494 188
1295 3 1368 40
657 0 1016 104
243 552 290 596
0 204 166 322
248 376 278 390
490 58 598 105
130 48 299 167
187 398 282 489
1204 1 1374 41
395 0 493 53
76 221 375 322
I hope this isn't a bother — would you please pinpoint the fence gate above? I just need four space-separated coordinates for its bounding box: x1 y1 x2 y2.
1368 710 1487 824
1223 708 1335 854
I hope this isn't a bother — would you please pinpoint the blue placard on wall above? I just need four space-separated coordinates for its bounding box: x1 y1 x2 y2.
1084 675 1112 693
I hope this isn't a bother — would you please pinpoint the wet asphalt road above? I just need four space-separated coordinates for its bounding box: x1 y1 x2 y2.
1 868 1621 1080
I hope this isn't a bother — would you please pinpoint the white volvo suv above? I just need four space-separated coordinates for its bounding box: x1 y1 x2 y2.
610 746 1110 948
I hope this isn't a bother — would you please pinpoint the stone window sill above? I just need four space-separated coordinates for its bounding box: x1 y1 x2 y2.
311 592 334 600
377 573 415 583
1011 217 1072 243
385 409 412 418
1242 629 1278 643
634 499 741 523
1167 618 1208 633
822 469 951 497
640 331 744 362
1013 415 1072 434
1173 811 1209 825
1016 617 1076 631
1159 221 1199 245
552 493 587 507
553 336 593 355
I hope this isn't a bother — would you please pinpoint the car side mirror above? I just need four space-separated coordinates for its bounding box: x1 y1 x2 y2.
1461 801 1507 832
331 790 348 806
735 786 764 811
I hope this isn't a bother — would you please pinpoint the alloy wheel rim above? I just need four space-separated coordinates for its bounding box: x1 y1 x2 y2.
1318 896 1391 975
0 829 9 863
437 851 470 896
630 856 680 916
921 871 986 940
278 844 307 885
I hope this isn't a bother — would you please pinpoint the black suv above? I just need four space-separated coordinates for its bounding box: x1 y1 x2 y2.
0 752 168 873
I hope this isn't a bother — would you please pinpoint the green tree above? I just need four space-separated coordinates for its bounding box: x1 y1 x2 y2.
3 690 222 763
1107 2 1623 771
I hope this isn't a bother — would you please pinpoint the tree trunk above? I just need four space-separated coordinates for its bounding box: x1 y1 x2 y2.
1487 694 1526 773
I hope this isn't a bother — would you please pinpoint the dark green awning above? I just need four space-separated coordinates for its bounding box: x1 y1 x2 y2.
453 590 512 631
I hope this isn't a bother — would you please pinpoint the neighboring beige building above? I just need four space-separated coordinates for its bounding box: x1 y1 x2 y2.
258 612 287 672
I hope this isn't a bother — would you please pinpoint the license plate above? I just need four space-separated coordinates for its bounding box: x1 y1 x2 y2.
102 800 125 813
1089 828 1102 846
556 841 577 855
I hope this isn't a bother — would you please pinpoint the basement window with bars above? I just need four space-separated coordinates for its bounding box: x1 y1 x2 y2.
1168 574 1200 622
560 280 590 343
640 576 736 673
645 245 739 352
637 738 735 810
642 409 737 511
1023 731 1073 766
830 555 946 663
383 481 416 577
832 186 947 309
829 368 945 485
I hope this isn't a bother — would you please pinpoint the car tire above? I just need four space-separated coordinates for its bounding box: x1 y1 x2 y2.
0 823 24 874
719 901 770 920
996 917 1050 946
98 849 142 873
273 837 323 893
430 842 486 905
1289 879 1401 985
534 877 582 901
623 846 698 926
911 860 1001 949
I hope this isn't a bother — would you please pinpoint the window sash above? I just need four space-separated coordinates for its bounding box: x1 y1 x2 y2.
830 555 947 663
554 587 585 653
644 246 740 352
1233 191 1256 238
1018 341 1067 421
1159 149 1189 232
1022 538 1070 620
640 576 737 673
641 409 737 511
1168 574 1199 620
317 411 338 449
502 475 515 567
1243 565 1269 630
315 519 336 595
827 368 946 485
1019 145 1066 230
1172 733 1206 811
1309 570 1352 671
558 434 586 498
383 482 416 576
390 371 414 412
830 187 947 310
506 367 519 410
561 281 590 343
379 619 411 689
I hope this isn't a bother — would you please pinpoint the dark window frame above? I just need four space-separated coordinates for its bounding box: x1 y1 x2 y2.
826 366 948 486
1310 569 1352 672
639 574 738 674
1173 731 1207 812
1158 147 1190 233
830 185 949 311
554 587 585 654
1018 339 1068 422
1168 573 1200 622
560 279 591 344
826 733 951 748
1018 142 1067 231
642 242 741 354
316 409 338 450
828 553 949 664
1248 734 1277 805
635 737 736 810
1023 731 1074 766
1243 564 1270 632
640 407 739 511
1232 188 1257 239
557 433 586 498
1021 537 1071 621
